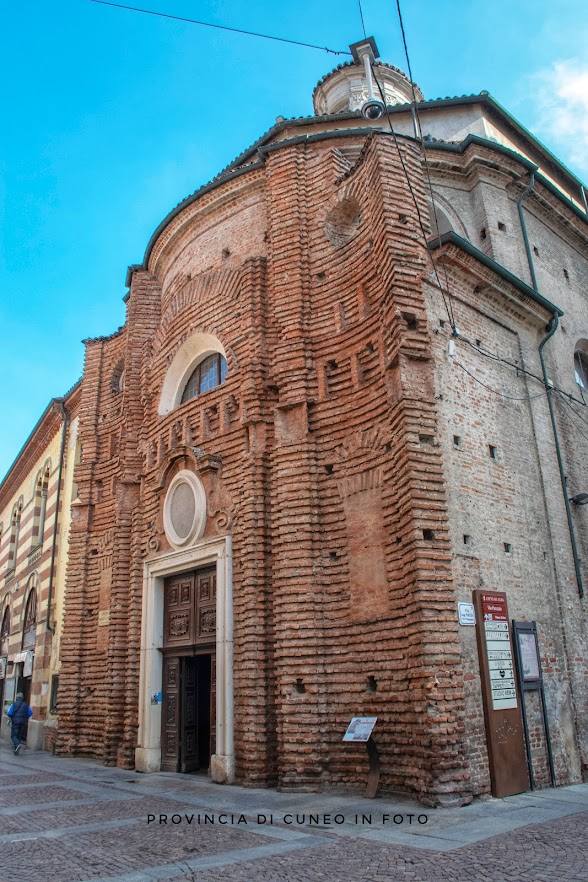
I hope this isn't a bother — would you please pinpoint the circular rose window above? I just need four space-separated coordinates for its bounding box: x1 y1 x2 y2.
163 470 206 548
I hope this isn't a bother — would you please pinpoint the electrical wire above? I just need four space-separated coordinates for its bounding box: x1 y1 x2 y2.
370 66 456 330
459 336 544 385
453 360 551 402
457 334 588 411
89 0 351 55
554 390 588 432
392 0 457 330
357 0 367 39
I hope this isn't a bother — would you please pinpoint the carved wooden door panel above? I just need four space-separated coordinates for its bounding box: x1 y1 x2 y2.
161 655 181 772
195 569 216 644
180 658 199 773
164 572 195 646
210 654 217 759
162 568 217 774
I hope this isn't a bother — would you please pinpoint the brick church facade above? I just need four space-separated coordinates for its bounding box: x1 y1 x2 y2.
4 41 588 806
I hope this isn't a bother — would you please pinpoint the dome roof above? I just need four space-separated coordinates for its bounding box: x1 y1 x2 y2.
313 58 424 116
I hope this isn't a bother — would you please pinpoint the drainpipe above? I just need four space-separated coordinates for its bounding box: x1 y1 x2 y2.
518 176 584 598
46 400 69 631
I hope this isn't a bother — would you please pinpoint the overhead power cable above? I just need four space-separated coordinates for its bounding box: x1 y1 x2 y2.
453 360 550 402
89 0 351 55
370 66 456 330
554 390 588 432
357 0 367 39
390 0 457 330
456 334 588 410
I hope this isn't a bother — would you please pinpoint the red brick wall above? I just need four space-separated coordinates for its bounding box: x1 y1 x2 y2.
56 130 489 805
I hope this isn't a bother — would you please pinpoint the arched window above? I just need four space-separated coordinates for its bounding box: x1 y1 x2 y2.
32 465 50 548
428 200 454 239
7 499 23 574
111 360 125 394
574 349 588 389
22 588 37 651
0 607 10 656
158 333 229 416
180 353 228 404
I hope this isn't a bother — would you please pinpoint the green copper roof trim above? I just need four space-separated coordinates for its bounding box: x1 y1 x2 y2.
140 91 586 275
430 230 563 317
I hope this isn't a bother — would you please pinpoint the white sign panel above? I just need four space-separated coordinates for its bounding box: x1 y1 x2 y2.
458 602 476 626
482 601 517 710
343 717 377 742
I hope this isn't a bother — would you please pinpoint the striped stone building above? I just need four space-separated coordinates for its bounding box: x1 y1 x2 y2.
0 384 80 750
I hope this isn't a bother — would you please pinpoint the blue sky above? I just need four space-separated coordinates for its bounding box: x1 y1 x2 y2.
2 0 588 478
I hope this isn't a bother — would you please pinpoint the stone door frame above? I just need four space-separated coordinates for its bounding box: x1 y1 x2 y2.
135 535 234 782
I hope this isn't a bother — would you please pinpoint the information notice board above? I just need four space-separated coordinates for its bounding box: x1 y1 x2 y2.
473 589 529 798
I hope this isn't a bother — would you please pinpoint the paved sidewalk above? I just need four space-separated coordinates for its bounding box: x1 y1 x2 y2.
1 741 587 881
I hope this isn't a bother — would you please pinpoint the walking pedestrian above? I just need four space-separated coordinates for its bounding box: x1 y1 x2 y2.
7 692 32 754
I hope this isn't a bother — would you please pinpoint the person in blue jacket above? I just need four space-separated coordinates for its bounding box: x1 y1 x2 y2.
7 692 32 754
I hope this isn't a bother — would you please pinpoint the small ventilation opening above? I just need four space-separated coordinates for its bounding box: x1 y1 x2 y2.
367 676 378 693
423 529 435 541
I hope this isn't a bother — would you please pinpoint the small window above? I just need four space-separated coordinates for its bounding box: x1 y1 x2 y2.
574 350 588 389
181 354 228 404
50 675 59 714
22 588 37 650
0 607 10 656
427 200 454 238
7 500 22 574
111 361 125 394
32 466 50 549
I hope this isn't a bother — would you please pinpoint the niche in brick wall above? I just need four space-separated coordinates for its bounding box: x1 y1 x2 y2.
274 400 309 444
336 427 388 622
324 196 362 247
95 531 114 652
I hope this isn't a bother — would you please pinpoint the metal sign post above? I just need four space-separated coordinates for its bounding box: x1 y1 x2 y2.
343 717 379 798
512 621 556 788
473 590 529 797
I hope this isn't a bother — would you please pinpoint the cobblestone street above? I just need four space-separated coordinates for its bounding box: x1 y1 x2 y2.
1 743 587 882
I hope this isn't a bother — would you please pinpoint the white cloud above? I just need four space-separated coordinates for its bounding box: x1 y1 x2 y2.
530 59 588 178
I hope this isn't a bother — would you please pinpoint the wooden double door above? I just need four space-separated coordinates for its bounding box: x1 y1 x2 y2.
161 568 217 773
